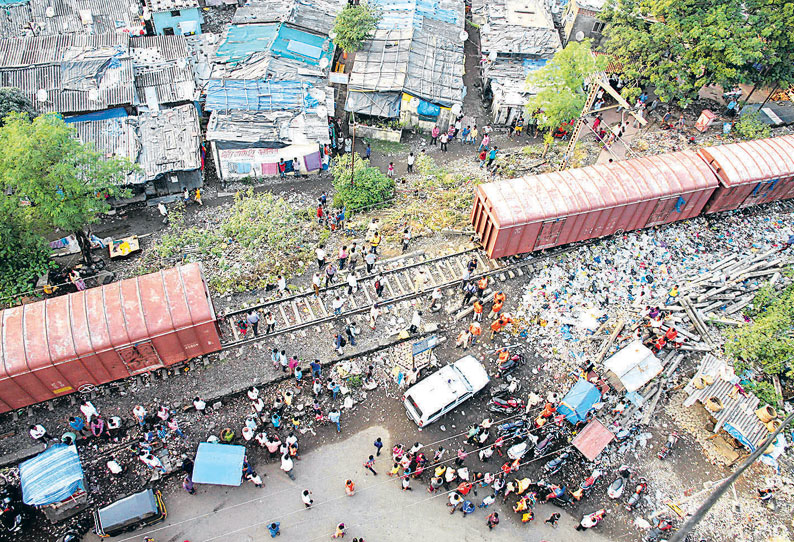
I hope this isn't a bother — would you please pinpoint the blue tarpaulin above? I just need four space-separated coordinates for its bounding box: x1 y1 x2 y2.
20 444 84 506
557 379 602 424
205 79 321 112
417 99 441 117
63 108 128 123
192 443 245 486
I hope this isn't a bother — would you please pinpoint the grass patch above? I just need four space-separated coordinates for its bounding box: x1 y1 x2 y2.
364 137 409 155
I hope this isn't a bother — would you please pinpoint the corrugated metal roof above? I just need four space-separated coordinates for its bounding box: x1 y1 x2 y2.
0 57 136 113
0 33 128 68
683 354 771 450
206 103 331 145
131 35 195 105
130 35 189 61
369 0 463 30
0 0 146 38
137 104 201 180
205 79 322 112
477 150 719 227
472 0 561 56
71 112 139 164
231 0 343 34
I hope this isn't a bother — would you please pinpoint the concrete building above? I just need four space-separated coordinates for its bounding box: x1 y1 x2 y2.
145 0 203 35
562 0 607 47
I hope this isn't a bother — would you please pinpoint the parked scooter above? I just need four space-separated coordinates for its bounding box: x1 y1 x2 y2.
625 477 648 511
497 353 526 378
488 396 525 415
571 468 603 500
0 498 24 534
607 466 631 499
644 517 674 541
533 430 557 457
535 480 572 506
497 418 527 434
543 452 570 476
579 508 607 530
657 432 679 460
490 375 522 396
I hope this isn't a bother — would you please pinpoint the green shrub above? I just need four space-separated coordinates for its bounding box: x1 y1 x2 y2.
331 154 394 209
733 112 771 141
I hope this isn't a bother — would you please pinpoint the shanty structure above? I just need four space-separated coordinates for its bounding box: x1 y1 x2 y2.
0 33 135 114
557 379 601 424
131 35 198 108
19 443 89 521
144 0 203 36
346 0 465 130
571 418 614 461
0 0 145 38
192 443 246 486
603 340 663 393
683 354 773 451
471 0 561 125
206 22 334 180
232 0 343 35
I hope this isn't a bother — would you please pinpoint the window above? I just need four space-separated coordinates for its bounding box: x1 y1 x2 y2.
592 21 606 33
170 9 181 16
162 27 175 35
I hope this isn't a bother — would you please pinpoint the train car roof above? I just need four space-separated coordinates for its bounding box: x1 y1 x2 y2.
697 134 794 187
476 149 718 227
0 263 216 379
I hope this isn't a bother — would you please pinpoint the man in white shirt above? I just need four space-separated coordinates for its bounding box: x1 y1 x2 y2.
410 311 422 334
315 246 326 270
80 400 99 423
29 424 50 443
193 397 207 416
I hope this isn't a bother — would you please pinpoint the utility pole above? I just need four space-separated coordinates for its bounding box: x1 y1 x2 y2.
350 123 356 187
668 411 794 542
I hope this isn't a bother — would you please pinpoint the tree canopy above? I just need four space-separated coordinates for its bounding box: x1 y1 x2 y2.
332 4 379 53
524 40 606 145
0 87 35 125
600 0 794 107
331 153 394 209
0 114 135 299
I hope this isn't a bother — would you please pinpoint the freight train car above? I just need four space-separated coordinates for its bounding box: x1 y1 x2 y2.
471 151 718 258
0 263 221 413
472 135 794 259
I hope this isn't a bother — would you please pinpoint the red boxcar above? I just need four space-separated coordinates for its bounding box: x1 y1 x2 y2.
699 135 794 213
0 263 220 413
471 151 719 258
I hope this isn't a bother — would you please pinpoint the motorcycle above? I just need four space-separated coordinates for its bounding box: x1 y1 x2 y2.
497 353 526 378
535 480 572 506
507 439 531 461
607 466 631 499
644 517 673 541
497 418 527 434
490 375 522 397
488 396 525 414
543 452 570 476
0 500 24 534
571 468 603 501
625 478 647 511
579 508 607 530
658 432 679 460
533 430 556 457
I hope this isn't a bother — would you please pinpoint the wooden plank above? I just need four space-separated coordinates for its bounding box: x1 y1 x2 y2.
278 304 290 326
304 299 316 320
290 300 301 323
594 319 624 364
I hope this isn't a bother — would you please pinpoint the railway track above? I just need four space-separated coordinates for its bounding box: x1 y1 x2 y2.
220 243 587 349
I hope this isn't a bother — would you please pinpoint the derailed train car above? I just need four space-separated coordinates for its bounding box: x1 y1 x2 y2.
0 263 221 413
472 135 794 258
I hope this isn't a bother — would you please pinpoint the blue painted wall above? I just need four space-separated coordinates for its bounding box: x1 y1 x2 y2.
152 7 202 36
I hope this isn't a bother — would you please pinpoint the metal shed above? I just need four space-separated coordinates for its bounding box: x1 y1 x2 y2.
471 150 719 258
699 135 794 213
0 263 220 413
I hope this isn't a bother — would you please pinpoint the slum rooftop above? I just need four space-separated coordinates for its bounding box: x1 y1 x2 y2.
232 0 344 36
472 0 561 56
0 0 144 38
131 35 197 107
346 0 466 112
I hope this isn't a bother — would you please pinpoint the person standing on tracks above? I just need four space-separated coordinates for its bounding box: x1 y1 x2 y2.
333 333 346 355
325 263 338 287
345 323 358 346
365 251 378 274
477 276 489 298
429 287 443 311
338 246 349 270
279 350 288 372
316 245 327 270
277 275 287 297
409 311 422 334
469 321 482 345
347 272 358 295
369 303 381 329
414 269 429 293
265 311 276 334
370 231 381 254
246 309 260 336
332 295 346 315
374 273 385 297
80 400 99 424
348 242 359 270
462 282 476 305
312 272 322 297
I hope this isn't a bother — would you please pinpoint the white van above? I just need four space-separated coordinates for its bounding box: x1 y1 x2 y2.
403 355 490 427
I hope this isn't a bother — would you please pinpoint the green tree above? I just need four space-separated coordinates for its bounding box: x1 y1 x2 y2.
0 87 35 125
0 216 52 301
0 114 135 266
330 154 394 208
733 111 771 141
600 0 794 107
525 41 606 150
332 4 379 53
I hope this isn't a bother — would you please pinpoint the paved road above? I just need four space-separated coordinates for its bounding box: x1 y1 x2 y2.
90 426 614 542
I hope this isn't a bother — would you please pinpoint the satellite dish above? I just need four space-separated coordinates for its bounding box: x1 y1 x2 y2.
319 57 330 69
45 6 55 17
482 23 490 34
316 105 327 118
176 58 187 69
451 103 462 116
459 30 468 42
36 89 48 102
575 30 585 41
488 50 497 62
88 89 99 101
329 30 337 40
